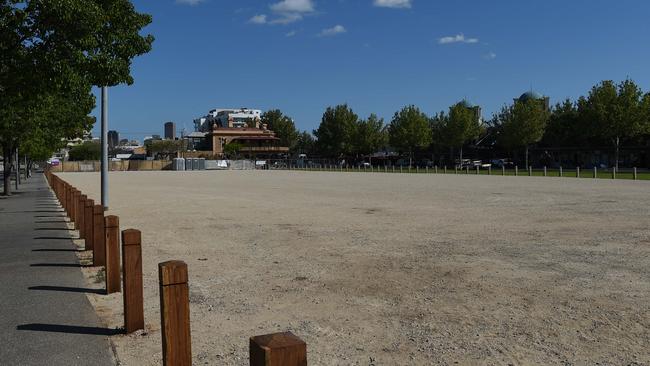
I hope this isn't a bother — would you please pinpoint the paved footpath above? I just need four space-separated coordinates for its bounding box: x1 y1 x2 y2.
0 174 115 366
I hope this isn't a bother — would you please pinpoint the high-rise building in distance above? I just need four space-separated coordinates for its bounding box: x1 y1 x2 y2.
164 121 176 140
108 130 119 148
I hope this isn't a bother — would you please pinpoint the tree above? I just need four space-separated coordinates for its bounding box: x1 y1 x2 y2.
146 140 186 160
497 99 549 167
261 109 299 150
439 102 482 164
313 104 358 158
543 99 581 148
578 80 649 170
0 0 153 195
295 131 316 156
69 142 101 161
388 105 432 167
223 142 243 159
351 114 387 157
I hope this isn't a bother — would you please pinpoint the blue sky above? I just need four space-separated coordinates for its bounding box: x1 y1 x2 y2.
91 0 650 141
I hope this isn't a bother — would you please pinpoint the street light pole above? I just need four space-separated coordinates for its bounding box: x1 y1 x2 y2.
101 86 109 210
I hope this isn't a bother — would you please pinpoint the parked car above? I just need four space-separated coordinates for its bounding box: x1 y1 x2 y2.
490 158 514 168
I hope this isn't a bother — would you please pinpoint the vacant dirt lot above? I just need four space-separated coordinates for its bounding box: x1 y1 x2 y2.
60 171 650 365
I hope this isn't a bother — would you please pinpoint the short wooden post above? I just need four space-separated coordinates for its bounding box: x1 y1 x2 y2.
612 167 616 179
78 195 87 237
559 166 563 177
159 261 191 366
576 166 580 178
543 166 547 177
250 332 307 366
476 166 479 175
633 167 638 180
93 205 106 266
515 166 518 176
502 166 505 176
105 216 121 294
122 229 144 333
528 166 532 176
72 190 80 226
84 199 94 251
488 166 491 175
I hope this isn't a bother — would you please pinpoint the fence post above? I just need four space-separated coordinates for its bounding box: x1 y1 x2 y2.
515 166 518 176
122 229 144 333
159 260 191 366
435 166 438 174
444 166 447 174
559 166 563 177
543 166 547 177
105 216 121 294
576 166 580 178
466 166 469 174
250 332 307 366
84 199 95 251
593 167 597 179
78 195 87 239
634 167 638 180
502 166 505 176
612 167 616 179
488 166 491 175
528 166 532 176
93 205 106 267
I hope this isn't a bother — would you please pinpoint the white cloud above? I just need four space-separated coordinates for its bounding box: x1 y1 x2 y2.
483 51 497 60
270 0 315 13
285 30 297 37
176 0 204 5
438 33 479 45
249 14 268 24
319 25 346 37
373 0 412 9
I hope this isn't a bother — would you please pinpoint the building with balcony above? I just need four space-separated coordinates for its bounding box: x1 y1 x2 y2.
193 108 289 158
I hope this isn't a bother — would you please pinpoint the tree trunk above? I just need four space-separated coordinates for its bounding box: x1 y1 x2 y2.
615 136 620 171
3 146 14 196
525 146 529 169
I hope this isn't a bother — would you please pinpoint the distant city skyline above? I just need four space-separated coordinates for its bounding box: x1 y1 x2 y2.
90 0 650 140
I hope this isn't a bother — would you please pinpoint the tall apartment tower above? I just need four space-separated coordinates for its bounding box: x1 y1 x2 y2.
164 121 176 140
107 130 119 148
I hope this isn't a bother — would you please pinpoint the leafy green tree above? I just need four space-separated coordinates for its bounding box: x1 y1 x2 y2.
146 140 187 160
578 80 649 169
351 114 387 157
261 109 299 150
497 99 550 167
313 104 358 158
388 105 432 166
0 0 153 195
223 142 243 159
295 131 316 156
439 102 482 164
69 141 101 161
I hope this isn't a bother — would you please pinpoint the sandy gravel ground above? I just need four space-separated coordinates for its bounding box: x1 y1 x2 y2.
59 171 650 365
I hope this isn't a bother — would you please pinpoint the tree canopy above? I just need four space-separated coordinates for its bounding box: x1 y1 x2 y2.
313 104 358 158
388 105 432 160
261 109 299 151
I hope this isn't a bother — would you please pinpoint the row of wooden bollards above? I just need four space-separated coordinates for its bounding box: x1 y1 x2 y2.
43 170 307 366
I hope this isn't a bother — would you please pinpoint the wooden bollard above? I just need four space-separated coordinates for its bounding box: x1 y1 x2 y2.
559 166 563 177
93 205 106 266
528 166 532 176
250 332 307 366
515 166 518 176
159 260 191 366
77 194 86 233
72 190 80 226
84 199 95 251
105 216 121 294
634 167 638 180
502 166 505 176
122 229 144 333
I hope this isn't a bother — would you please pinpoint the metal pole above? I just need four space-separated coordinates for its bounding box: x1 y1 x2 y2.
101 86 109 210
15 148 19 190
